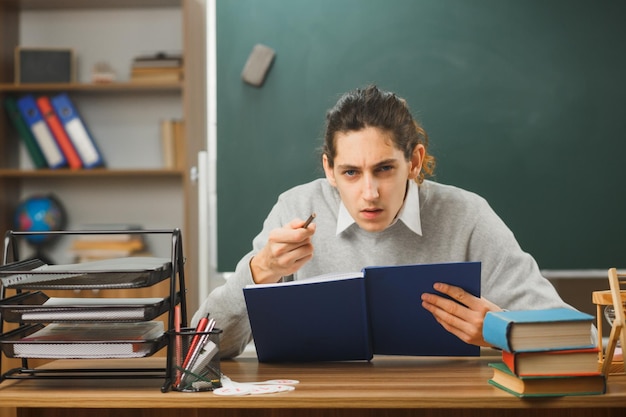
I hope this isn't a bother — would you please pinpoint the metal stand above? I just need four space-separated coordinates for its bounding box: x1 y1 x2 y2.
0 228 188 392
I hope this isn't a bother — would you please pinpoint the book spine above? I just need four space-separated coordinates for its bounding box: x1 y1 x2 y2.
36 96 83 169
501 348 602 377
50 93 105 169
173 119 185 169
16 95 67 169
482 312 513 352
501 350 517 374
4 97 48 169
160 119 175 169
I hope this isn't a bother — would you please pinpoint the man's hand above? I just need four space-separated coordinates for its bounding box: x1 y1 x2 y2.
250 217 316 284
421 282 501 347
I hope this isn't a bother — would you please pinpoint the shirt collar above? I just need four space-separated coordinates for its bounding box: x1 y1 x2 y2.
335 180 422 236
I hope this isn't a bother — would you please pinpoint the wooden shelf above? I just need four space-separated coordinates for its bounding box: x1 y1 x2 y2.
15 0 181 10
0 82 182 93
0 168 184 178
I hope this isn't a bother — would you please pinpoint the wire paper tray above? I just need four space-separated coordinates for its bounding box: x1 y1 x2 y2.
0 257 172 290
0 323 168 359
0 291 174 323
0 228 188 391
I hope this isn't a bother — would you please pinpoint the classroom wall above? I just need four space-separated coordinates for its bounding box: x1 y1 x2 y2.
215 0 626 272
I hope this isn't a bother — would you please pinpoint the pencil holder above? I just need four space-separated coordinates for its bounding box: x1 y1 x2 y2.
170 327 222 392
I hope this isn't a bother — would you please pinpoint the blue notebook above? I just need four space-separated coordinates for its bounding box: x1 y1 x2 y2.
243 261 481 362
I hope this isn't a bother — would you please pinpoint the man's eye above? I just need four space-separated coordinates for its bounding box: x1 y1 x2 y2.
344 170 357 177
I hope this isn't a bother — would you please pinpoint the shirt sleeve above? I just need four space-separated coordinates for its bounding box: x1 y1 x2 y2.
191 198 288 358
467 198 572 311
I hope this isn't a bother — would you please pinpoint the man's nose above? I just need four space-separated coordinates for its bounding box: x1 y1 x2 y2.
362 175 379 201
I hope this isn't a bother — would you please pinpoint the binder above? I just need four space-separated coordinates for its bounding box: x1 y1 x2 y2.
50 93 104 168
16 95 67 169
36 96 82 169
3 96 48 169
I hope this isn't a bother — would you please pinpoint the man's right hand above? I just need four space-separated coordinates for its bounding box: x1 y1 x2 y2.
249 217 316 284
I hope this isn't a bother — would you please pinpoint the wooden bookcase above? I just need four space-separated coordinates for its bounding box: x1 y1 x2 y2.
0 0 206 313
0 2 207 413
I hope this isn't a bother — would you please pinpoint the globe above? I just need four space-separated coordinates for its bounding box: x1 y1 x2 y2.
13 194 67 247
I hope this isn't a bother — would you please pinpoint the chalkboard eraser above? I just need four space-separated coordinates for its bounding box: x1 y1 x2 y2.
241 44 276 87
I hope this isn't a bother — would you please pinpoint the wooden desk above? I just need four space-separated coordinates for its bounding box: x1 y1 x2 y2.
0 356 624 417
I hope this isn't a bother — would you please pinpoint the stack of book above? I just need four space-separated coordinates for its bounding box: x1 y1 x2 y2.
130 52 182 84
4 94 105 170
483 308 605 397
69 225 149 262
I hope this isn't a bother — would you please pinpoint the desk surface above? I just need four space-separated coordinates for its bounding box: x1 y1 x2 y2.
0 356 624 416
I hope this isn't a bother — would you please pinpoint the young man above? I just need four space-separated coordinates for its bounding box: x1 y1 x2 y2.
194 85 571 358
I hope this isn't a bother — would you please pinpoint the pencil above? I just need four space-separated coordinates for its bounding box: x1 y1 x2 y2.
302 213 316 228
174 305 182 387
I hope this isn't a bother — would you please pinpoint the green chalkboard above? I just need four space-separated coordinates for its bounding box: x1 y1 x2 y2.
216 0 626 272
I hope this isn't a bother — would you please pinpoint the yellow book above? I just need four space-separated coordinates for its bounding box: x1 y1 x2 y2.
71 238 144 252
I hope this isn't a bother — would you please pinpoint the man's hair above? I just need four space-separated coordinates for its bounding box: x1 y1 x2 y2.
322 85 435 184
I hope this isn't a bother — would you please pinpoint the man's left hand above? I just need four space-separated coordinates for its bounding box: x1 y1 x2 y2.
421 282 501 347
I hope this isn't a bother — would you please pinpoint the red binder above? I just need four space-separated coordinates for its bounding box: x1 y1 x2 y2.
36 96 82 169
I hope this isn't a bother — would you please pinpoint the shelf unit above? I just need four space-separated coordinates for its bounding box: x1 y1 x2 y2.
0 228 188 392
0 0 206 314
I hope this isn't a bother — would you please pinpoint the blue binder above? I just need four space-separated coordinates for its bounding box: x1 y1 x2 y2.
4 96 48 169
16 95 67 169
50 93 105 168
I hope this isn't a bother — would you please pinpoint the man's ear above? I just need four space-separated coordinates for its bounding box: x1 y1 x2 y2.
322 154 337 187
409 144 426 180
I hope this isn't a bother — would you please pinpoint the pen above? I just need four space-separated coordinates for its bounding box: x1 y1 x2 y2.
302 213 316 228
176 312 209 388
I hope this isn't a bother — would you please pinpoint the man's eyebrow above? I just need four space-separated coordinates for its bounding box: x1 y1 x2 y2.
374 158 398 167
336 163 359 170
336 158 399 171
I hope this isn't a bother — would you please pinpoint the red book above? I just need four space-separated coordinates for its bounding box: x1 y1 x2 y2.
36 96 82 169
502 347 601 377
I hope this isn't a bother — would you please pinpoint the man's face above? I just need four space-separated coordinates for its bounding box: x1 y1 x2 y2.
323 126 423 232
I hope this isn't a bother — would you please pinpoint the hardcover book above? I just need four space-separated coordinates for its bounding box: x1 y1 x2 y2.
501 348 601 377
488 362 605 397
482 308 595 353
243 261 481 362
